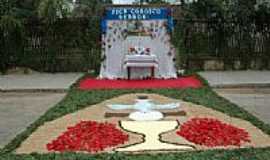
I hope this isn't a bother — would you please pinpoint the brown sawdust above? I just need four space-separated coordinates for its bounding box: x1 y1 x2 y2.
16 93 270 154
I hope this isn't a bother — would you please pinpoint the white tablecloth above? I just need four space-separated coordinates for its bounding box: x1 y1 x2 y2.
124 55 158 68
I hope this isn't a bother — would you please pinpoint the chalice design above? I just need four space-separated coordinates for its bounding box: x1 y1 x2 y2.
116 121 194 152
107 96 194 152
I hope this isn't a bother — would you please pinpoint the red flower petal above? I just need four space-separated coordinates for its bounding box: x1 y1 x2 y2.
46 121 129 153
176 118 250 147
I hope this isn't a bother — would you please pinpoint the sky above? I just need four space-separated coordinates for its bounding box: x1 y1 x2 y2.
113 0 134 4
112 0 187 4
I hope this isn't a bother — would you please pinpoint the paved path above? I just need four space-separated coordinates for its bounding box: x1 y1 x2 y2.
0 92 66 148
199 71 270 88
215 88 270 124
199 71 270 124
0 73 83 91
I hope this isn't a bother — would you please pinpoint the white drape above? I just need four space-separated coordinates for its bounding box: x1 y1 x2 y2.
99 20 177 79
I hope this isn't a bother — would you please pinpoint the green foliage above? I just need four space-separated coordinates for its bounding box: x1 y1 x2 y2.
0 148 270 159
13 0 38 19
172 0 270 70
1 0 270 72
182 0 226 20
0 0 110 73
0 14 24 73
20 17 101 73
255 2 270 22
37 0 72 23
0 0 16 16
132 0 170 5
72 0 111 18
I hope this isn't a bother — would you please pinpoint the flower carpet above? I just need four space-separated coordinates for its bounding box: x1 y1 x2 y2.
177 118 250 147
78 76 202 90
47 121 129 153
16 94 270 154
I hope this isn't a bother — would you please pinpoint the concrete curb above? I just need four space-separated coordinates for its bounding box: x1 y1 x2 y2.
0 89 68 93
212 83 270 89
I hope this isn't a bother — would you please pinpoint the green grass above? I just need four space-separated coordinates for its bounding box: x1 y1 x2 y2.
1 148 270 160
1 75 270 159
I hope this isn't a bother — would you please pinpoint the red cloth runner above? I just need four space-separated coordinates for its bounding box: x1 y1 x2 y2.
78 76 203 90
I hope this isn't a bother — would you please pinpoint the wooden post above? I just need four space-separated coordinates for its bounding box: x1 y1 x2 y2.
151 66 155 78
127 67 131 80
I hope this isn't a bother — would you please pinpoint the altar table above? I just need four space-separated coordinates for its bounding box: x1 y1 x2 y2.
124 55 158 80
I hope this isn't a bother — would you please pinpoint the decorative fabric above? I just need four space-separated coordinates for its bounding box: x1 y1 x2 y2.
99 21 177 79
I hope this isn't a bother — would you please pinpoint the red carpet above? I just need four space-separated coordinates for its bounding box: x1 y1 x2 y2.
78 76 202 90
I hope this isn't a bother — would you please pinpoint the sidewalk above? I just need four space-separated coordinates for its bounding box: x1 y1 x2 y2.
199 71 270 124
214 88 270 124
199 71 270 88
0 73 83 91
0 73 82 148
0 92 66 148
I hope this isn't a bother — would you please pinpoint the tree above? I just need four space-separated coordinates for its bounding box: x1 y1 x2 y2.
37 0 73 22
133 0 169 4
13 0 37 19
180 0 226 20
255 1 270 22
72 0 112 18
0 0 24 73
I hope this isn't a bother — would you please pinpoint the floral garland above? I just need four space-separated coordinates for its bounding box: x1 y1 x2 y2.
47 121 129 153
128 47 151 55
176 118 251 147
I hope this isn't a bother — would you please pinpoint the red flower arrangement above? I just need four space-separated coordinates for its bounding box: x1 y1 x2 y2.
176 118 250 147
129 47 135 53
145 48 151 55
46 121 129 153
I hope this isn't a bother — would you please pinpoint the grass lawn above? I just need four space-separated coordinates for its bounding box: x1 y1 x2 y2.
1 75 270 159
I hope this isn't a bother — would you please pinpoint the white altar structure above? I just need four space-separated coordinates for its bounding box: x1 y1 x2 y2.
99 7 177 79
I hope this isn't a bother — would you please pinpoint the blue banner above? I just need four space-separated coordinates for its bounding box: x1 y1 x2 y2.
168 16 174 32
101 18 107 33
105 7 170 20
